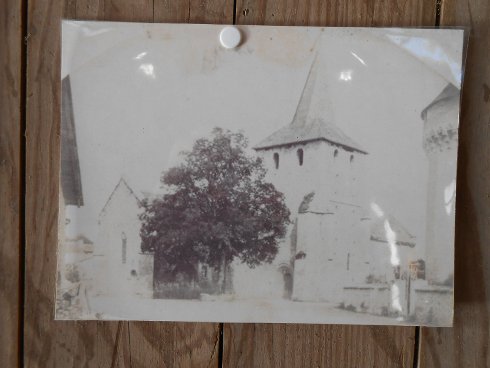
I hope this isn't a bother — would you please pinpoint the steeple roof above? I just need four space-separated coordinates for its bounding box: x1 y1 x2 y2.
253 118 368 153
254 54 367 154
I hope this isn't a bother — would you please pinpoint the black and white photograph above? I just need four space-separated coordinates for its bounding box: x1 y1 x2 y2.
57 21 464 326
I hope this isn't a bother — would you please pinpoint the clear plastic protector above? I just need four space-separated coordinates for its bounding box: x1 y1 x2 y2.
57 21 467 326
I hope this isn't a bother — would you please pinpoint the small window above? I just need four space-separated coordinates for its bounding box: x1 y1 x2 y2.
121 232 127 264
334 149 338 158
346 253 350 270
350 154 354 163
130 269 137 277
297 149 304 166
273 152 279 169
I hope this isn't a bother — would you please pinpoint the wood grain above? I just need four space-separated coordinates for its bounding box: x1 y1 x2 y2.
224 324 416 367
224 1 438 367
19 0 490 367
0 0 22 366
155 0 234 24
24 1 233 367
418 0 490 367
235 0 436 26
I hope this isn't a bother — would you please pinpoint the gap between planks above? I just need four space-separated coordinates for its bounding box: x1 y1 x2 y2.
18 0 443 366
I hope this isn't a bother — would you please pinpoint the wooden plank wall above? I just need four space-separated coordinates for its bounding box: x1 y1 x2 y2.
0 0 487 366
24 1 232 367
418 0 490 367
0 0 22 367
223 2 434 367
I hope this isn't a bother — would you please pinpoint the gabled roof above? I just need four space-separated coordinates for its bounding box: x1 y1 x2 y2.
254 54 367 154
66 234 94 244
298 192 362 215
298 193 415 246
254 117 368 154
421 83 460 120
370 215 416 247
99 178 141 218
61 76 84 206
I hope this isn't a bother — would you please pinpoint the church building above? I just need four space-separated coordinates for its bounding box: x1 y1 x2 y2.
93 178 154 298
232 54 418 313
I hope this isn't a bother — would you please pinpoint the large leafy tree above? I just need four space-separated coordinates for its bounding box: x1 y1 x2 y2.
140 128 290 292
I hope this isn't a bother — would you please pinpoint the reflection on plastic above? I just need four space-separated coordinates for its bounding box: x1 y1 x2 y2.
444 179 456 215
370 202 384 218
57 22 465 326
386 33 462 88
391 283 403 312
139 63 156 79
384 220 401 267
339 70 353 81
371 202 401 266
372 201 403 315
350 51 367 66
134 52 147 60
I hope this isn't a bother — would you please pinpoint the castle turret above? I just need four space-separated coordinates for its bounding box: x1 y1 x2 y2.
421 83 459 285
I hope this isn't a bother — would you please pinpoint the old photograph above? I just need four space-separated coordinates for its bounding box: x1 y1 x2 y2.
57 22 464 326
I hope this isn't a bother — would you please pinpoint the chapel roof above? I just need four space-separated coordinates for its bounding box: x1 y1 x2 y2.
298 192 361 215
66 234 94 244
370 214 416 247
299 192 416 247
99 177 141 218
253 54 367 154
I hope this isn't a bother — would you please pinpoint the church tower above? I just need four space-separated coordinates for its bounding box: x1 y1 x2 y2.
253 54 368 215
421 83 459 285
253 54 369 302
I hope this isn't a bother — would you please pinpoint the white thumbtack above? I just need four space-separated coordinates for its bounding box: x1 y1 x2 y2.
219 26 241 49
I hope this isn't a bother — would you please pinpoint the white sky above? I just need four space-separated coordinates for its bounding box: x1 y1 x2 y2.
63 22 464 258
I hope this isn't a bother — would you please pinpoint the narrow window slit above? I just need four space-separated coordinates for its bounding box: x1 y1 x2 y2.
297 148 304 166
273 152 279 169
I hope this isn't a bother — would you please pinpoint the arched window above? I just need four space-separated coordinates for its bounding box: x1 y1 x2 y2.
297 148 304 166
350 154 354 163
334 149 338 158
273 152 279 169
121 232 127 264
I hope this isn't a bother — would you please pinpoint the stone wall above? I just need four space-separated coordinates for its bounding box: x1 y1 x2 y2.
411 285 453 326
342 284 394 316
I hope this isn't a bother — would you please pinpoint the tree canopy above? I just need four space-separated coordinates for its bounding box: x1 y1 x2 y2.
139 128 290 277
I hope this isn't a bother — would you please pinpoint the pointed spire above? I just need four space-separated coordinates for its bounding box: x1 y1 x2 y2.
290 53 319 128
253 47 367 154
